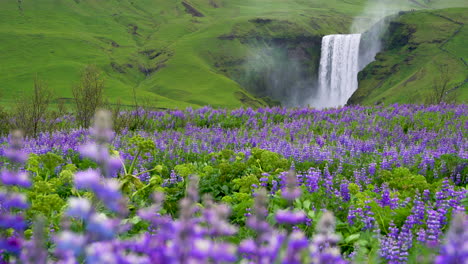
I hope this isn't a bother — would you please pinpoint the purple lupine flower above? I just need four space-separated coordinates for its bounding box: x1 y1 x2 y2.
239 239 256 255
347 206 362 226
242 188 285 263
246 189 269 233
412 194 426 225
304 168 320 193
84 241 119 264
0 130 30 257
74 169 100 190
86 213 117 240
423 189 431 202
3 131 28 164
0 170 31 188
340 182 350 202
380 221 400 263
281 171 301 202
368 162 377 176
426 209 442 247
310 211 347 264
244 208 252 218
417 228 427 243
54 231 86 256
0 236 22 255
163 170 183 187
202 195 237 237
168 175 203 262
380 185 392 207
259 173 269 188
79 110 121 178
94 179 124 213
0 192 28 210
362 201 375 230
191 238 212 260
282 230 309 264
211 242 237 262
20 217 48 264
66 198 92 220
0 214 27 231
435 213 468 263
275 209 307 225
397 223 414 263
390 194 400 210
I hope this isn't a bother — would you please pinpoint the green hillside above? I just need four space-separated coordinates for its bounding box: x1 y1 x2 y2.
0 0 467 108
350 8 468 105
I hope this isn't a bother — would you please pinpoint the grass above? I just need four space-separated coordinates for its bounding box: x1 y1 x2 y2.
0 0 467 108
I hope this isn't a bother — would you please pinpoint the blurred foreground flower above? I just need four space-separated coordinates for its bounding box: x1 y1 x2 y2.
0 130 31 261
435 212 468 263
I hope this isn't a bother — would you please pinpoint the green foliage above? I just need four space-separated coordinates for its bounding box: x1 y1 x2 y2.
345 230 381 263
232 174 259 193
162 184 186 217
128 135 156 158
218 160 248 182
348 183 360 195
461 185 468 212
222 192 253 225
199 172 232 199
378 167 433 199
21 154 78 229
27 153 64 181
119 135 158 196
26 166 75 228
130 173 165 206
436 154 468 184
121 174 145 197
174 164 197 178
368 200 412 231
248 148 290 173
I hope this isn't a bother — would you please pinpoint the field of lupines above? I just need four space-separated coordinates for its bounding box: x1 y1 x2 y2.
0 104 467 263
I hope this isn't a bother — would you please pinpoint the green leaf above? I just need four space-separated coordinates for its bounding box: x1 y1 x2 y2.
130 216 142 224
345 233 361 244
356 239 369 247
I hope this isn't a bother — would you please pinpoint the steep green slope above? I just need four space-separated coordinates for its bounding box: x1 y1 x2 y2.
0 0 467 108
350 8 468 105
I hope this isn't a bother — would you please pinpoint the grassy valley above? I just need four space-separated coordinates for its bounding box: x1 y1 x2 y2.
0 0 467 108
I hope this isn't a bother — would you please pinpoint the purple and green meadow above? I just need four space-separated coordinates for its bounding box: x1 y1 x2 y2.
0 104 467 263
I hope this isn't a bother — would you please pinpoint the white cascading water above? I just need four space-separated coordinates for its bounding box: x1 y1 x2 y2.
315 34 361 108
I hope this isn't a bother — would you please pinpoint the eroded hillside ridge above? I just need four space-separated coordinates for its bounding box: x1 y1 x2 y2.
349 8 468 105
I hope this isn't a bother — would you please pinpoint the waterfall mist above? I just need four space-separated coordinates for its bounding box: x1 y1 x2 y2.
239 42 319 107
352 0 412 69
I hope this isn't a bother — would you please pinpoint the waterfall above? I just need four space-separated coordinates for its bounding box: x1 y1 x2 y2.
314 34 361 108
